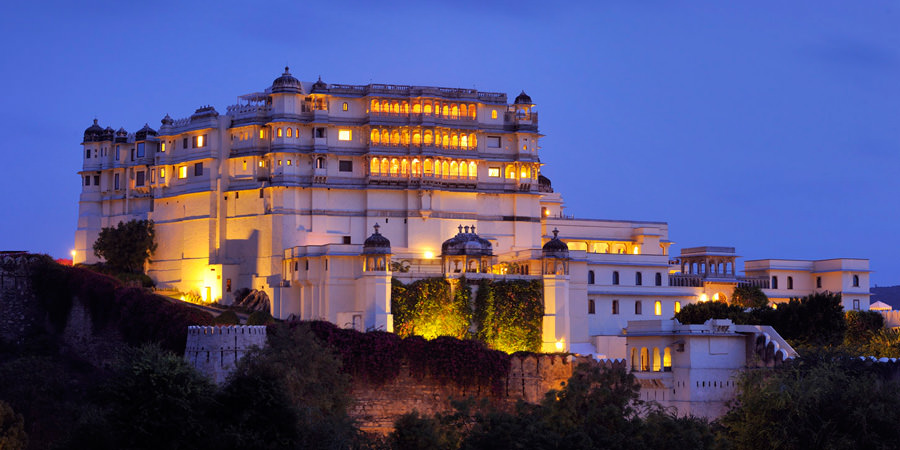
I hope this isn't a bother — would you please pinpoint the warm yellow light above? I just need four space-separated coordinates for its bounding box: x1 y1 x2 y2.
178 166 187 179
159 168 166 179
338 129 352 141
258 161 264 167
675 301 681 313
201 287 209 302
544 208 550 217
491 109 497 119
488 167 500 177
424 251 434 259
196 135 204 147
180 295 185 301
654 301 662 316
713 293 720 301
160 142 166 152
632 246 640 255
555 339 565 351
70 249 76 257
699 294 708 302
259 129 265 139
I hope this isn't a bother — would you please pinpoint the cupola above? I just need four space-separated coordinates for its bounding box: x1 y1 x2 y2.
271 66 302 94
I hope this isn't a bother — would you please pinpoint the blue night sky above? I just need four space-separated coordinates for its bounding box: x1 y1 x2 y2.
0 1 897 285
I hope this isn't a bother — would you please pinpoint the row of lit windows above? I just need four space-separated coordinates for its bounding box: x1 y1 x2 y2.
369 157 478 179
631 346 673 372
589 270 662 286
370 99 479 120
588 299 681 316
369 127 478 149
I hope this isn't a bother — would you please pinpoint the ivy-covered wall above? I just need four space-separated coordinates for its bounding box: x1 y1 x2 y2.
391 277 543 353
474 279 543 353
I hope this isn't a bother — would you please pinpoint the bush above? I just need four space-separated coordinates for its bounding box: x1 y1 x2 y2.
391 278 471 340
246 310 275 325
215 310 241 325
0 400 27 450
474 279 543 353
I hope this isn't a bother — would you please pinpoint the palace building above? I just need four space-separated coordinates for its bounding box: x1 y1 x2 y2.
75 68 871 357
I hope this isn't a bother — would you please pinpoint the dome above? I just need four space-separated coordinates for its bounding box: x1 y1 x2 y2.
542 228 569 258
83 119 104 142
115 127 128 143
538 174 553 193
362 224 391 254
271 66 302 94
311 75 327 93
441 225 493 257
101 126 115 141
514 90 533 105
160 114 174 126
135 123 157 141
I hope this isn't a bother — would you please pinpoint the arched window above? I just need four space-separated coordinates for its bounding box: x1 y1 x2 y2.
663 348 672 371
460 134 468 148
424 103 432 115
286 127 292 137
390 130 400 145
787 276 794 290
451 104 459 118
853 275 860 287
277 127 283 137
380 158 389 175
635 272 642 286
655 272 662 286
412 103 421 114
654 301 662 316
400 159 409 176
449 161 459 177
442 104 449 116
424 159 434 176
296 128 300 138
652 348 661 372
635 300 642 315
588 299 595 314
434 159 442 176
631 348 638 371
370 158 380 175
411 159 421 176
468 162 477 178
674 301 681 313
612 271 620 285
381 129 389 144
491 109 497 119
390 159 400 176
441 161 449 177
424 130 433 145
391 101 399 114
640 347 649 371
588 270 595 284
412 132 421 145
612 300 619 315
401 101 409 114
371 100 380 113
371 129 380 144
316 157 325 169
381 100 389 113
771 276 778 289
459 160 468 177
460 104 467 118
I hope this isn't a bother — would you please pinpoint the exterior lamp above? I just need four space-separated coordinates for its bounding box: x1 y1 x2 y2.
555 339 565 352
70 249 76 258
423 251 434 259
699 294 708 302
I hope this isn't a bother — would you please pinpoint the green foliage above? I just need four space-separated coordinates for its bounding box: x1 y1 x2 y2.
92 219 157 273
674 301 752 325
247 310 276 325
844 310 885 347
215 310 241 325
391 278 471 340
231 322 359 449
92 344 217 449
390 411 462 450
474 279 543 353
0 400 27 450
720 350 900 450
857 328 900 358
730 285 768 308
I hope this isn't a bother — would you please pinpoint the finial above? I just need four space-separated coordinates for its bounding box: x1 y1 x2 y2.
464 226 470 233
284 66 290 73
471 225 476 234
93 118 98 125
373 223 380 234
458 225 463 234
552 228 559 238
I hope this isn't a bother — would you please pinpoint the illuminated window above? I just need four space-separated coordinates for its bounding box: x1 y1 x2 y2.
338 129 352 141
652 348 661 371
505 166 515 179
178 166 187 179
488 167 500 177
663 348 672 371
286 127 292 137
242 161 247 170
160 142 166 152
441 161 449 177
468 161 477 177
411 159 421 176
424 159 433 175
654 301 662 316
449 161 458 177
412 103 421 114
491 109 497 119
258 160 265 168
390 159 399 175
295 128 299 137
159 168 165 179
193 134 206 148
459 160 468 177
278 160 282 166
632 246 640 255
674 301 681 313
520 166 530 178
612 300 619 315
370 158 380 175
287 160 292 166
380 158 389 174
342 102 348 111
277 128 283 137
401 159 408 175
259 129 265 139
588 299 595 314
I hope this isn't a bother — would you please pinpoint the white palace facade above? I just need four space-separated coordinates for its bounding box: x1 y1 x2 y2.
75 68 871 357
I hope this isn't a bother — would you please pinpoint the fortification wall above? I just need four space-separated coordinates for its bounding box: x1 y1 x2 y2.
0 253 42 344
184 325 267 383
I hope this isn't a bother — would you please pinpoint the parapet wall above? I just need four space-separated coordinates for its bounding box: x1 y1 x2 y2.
184 325 267 383
0 253 42 344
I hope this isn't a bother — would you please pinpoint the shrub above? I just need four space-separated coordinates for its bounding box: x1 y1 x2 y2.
215 310 240 325
474 279 543 353
391 278 471 340
246 310 275 325
0 400 27 450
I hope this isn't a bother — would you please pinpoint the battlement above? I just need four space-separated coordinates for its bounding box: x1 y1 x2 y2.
184 325 268 383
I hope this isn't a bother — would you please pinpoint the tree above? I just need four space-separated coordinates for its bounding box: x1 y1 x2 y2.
720 351 900 450
0 400 27 450
844 310 885 347
674 301 752 325
92 219 157 273
730 285 768 308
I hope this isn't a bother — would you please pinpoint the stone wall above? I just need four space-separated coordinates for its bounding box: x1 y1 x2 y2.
184 325 268 383
0 253 42 345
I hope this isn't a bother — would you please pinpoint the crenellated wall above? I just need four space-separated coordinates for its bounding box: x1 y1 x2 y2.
0 253 42 345
184 325 267 383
